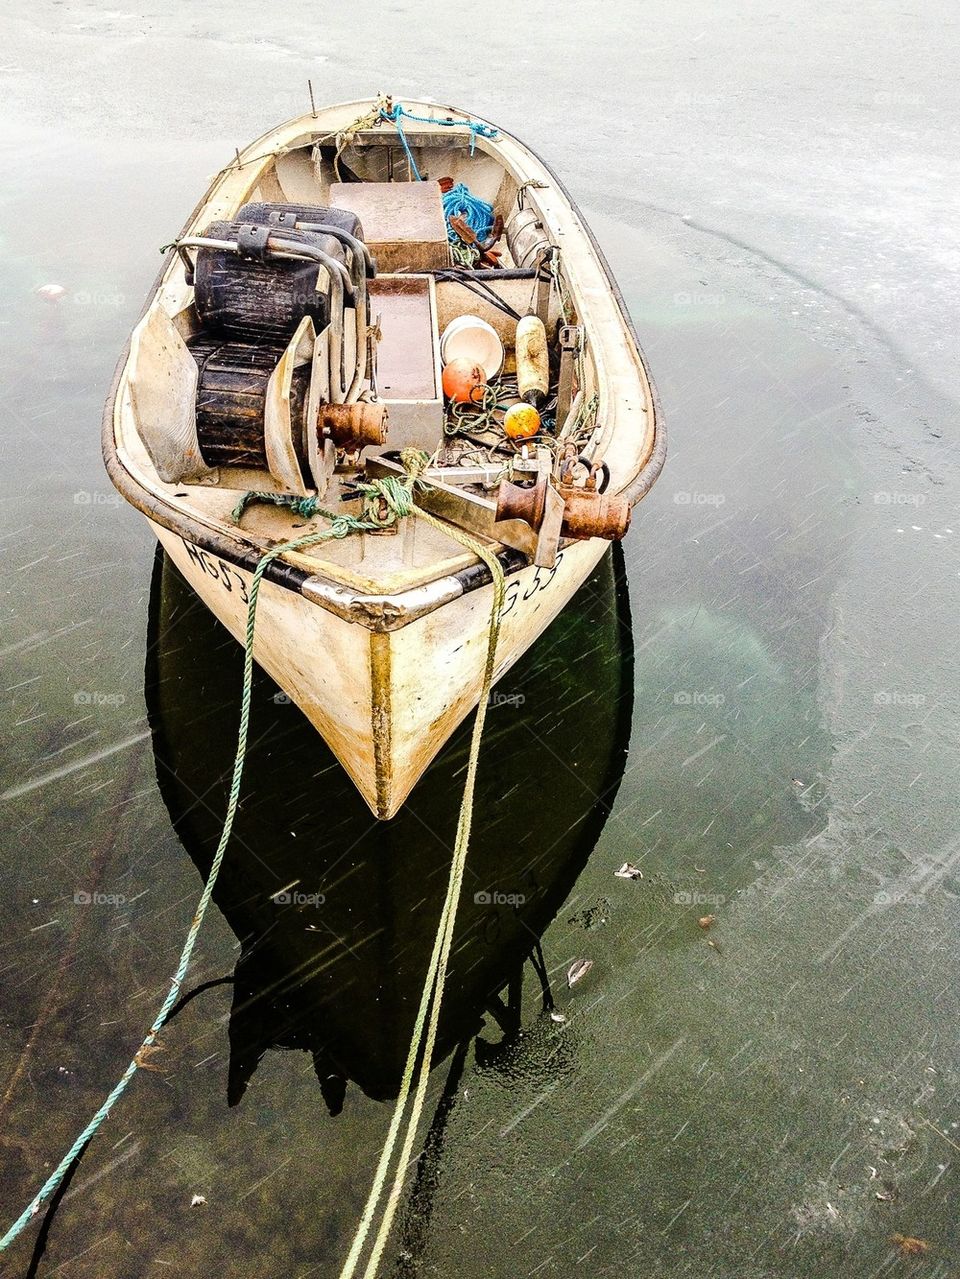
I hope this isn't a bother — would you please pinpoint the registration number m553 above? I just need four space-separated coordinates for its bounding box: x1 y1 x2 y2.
178 535 564 620
180 537 250 603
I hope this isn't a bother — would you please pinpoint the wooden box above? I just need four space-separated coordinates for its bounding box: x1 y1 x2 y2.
329 182 451 273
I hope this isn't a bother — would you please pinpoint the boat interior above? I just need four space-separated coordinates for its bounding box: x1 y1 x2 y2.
120 105 623 593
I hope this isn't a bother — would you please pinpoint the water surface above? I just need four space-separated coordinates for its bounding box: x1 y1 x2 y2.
1 4 958 1276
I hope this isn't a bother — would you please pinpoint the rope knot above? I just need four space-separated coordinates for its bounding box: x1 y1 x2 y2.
359 475 413 527
399 447 431 481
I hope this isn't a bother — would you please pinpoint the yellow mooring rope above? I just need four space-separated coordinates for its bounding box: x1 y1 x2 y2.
338 509 504 1279
0 457 505 1275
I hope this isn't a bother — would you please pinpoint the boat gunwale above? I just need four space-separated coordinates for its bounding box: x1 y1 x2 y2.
102 99 666 629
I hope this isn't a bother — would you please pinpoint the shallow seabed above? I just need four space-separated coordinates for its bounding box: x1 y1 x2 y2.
1 2 958 1276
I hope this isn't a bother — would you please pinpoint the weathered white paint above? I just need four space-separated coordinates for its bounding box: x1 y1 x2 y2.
155 521 607 818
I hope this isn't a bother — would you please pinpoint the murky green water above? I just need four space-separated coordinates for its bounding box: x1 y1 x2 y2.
1 4 958 1276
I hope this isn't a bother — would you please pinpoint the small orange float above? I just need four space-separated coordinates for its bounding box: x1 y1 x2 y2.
503 402 541 440
441 358 486 404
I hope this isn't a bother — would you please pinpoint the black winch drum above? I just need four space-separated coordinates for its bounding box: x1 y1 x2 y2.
236 202 364 243
188 203 369 475
188 335 311 471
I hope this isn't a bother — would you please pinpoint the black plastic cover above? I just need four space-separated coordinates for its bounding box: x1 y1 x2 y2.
194 216 350 341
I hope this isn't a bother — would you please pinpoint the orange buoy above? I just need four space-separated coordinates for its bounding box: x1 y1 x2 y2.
442 358 486 404
503 402 541 440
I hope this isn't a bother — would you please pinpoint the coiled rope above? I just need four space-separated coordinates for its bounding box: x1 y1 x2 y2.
0 453 505 1274
441 183 494 243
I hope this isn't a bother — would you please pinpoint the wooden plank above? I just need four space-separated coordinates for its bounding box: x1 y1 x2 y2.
349 129 478 151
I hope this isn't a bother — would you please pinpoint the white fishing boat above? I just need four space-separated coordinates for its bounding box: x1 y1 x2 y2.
104 94 664 818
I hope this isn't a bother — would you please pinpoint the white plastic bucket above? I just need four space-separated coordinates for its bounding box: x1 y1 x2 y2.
440 315 504 381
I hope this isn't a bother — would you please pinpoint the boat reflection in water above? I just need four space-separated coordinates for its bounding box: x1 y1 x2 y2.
146 544 634 1114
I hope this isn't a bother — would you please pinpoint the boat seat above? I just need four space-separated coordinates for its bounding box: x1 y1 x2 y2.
330 182 450 273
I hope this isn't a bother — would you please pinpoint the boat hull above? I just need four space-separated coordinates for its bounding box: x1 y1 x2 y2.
154 522 609 818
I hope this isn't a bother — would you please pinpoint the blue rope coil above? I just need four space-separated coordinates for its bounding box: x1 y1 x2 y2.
441 183 495 245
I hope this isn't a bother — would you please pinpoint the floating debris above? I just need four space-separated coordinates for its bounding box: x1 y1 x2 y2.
549 1010 567 1024
567 958 593 988
615 862 643 880
190 1194 207 1208
697 914 716 930
36 283 66 302
891 1234 929 1256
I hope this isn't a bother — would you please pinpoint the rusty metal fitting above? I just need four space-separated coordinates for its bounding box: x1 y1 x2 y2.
495 471 549 530
318 401 389 451
559 488 631 541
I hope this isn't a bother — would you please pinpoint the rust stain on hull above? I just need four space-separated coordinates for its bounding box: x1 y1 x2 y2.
369 631 393 819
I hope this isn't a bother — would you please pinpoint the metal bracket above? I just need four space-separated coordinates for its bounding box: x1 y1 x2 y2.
237 222 271 260
533 249 553 324
367 449 562 567
268 209 300 229
421 465 504 490
556 324 583 423
502 448 564 567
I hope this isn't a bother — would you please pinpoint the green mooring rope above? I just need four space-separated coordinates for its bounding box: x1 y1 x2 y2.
337 515 504 1279
230 469 419 530
0 519 342 1251
1 458 505 1274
